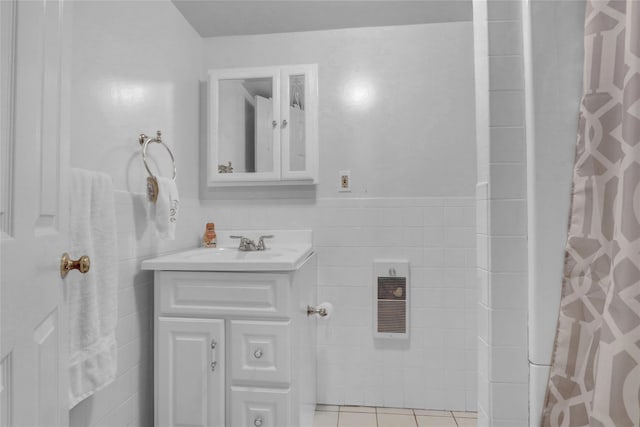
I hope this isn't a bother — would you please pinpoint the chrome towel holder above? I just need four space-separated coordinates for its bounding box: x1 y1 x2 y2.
138 130 176 202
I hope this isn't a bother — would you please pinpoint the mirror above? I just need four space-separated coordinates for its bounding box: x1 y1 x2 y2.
207 64 318 187
217 77 275 174
288 74 305 172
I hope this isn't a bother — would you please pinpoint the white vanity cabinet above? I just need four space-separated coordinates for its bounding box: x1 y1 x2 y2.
153 254 317 427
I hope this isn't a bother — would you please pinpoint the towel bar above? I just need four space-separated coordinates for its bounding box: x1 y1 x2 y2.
138 130 176 202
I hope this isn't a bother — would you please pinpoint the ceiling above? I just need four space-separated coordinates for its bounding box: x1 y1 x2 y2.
171 0 473 38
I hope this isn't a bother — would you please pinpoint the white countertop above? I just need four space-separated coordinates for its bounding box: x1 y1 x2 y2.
141 230 313 272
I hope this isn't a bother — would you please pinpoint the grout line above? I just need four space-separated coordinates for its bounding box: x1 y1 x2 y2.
451 411 460 427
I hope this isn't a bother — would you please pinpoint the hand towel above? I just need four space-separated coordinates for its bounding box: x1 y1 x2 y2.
68 168 118 408
154 176 179 240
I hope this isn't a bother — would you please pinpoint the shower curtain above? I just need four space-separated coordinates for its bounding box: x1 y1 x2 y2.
541 1 640 426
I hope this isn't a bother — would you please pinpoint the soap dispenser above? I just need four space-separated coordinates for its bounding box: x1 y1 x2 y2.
202 222 217 248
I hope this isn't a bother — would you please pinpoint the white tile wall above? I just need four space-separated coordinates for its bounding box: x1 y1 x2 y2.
490 382 528 421
474 0 530 425
201 197 477 411
67 3 480 424
487 21 523 56
203 23 476 200
489 128 525 163
200 21 477 412
67 1 204 425
70 192 201 427
489 92 525 127
489 200 527 235
489 164 527 199
489 57 524 91
487 0 521 21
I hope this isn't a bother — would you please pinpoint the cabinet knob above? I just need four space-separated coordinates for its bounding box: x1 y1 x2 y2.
307 305 328 317
254 417 263 426
272 120 277 129
281 119 288 129
253 348 263 359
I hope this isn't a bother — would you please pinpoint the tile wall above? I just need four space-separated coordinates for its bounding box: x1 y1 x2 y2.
69 194 201 427
201 21 478 411
200 196 477 411
473 1 529 426
474 2 585 425
67 1 203 426
66 2 480 424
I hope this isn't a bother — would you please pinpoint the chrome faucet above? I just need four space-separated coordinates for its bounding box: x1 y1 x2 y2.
230 235 273 251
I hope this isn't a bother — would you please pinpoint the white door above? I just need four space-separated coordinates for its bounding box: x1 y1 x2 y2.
1 0 72 425
254 94 275 173
157 318 225 427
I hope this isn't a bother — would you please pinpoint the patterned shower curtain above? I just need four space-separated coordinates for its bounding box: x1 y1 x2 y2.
541 0 640 426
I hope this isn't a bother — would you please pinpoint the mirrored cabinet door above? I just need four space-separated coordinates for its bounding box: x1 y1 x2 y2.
206 64 318 187
280 65 318 181
208 67 281 184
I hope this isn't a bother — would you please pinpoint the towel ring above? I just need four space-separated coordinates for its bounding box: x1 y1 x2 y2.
138 130 176 202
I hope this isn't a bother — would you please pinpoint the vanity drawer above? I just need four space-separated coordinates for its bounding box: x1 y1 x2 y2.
157 271 291 318
230 320 291 386
231 387 291 427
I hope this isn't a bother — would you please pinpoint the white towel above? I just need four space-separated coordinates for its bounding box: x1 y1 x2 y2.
155 176 179 240
68 168 118 408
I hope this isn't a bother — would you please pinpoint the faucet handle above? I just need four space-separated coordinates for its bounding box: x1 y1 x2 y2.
257 235 274 251
230 235 255 251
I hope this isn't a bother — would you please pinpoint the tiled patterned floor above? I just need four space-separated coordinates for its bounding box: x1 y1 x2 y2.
314 405 477 427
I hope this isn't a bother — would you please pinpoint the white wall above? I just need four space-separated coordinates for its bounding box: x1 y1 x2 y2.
204 23 476 198
474 1 529 425
474 1 585 426
525 1 584 426
68 2 203 426
65 7 478 418
202 23 478 410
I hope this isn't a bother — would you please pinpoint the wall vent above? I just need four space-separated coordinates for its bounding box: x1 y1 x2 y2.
374 260 409 339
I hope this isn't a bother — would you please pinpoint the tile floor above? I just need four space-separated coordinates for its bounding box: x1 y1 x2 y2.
314 405 477 427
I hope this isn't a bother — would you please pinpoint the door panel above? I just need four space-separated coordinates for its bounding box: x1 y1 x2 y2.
157 317 225 427
0 0 72 425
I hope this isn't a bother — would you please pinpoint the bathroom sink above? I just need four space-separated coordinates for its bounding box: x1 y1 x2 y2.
141 230 313 271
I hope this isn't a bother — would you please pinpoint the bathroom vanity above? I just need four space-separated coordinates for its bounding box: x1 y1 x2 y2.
142 231 317 427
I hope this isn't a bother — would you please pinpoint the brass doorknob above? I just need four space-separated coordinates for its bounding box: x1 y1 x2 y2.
60 253 90 278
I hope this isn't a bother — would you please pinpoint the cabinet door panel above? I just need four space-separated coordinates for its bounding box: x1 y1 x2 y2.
230 320 291 386
157 318 224 427
280 64 318 182
231 388 291 427
208 67 281 184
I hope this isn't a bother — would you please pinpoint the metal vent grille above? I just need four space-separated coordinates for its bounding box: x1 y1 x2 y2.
377 277 406 334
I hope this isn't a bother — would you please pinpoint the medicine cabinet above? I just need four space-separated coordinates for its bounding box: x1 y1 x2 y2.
206 64 318 186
